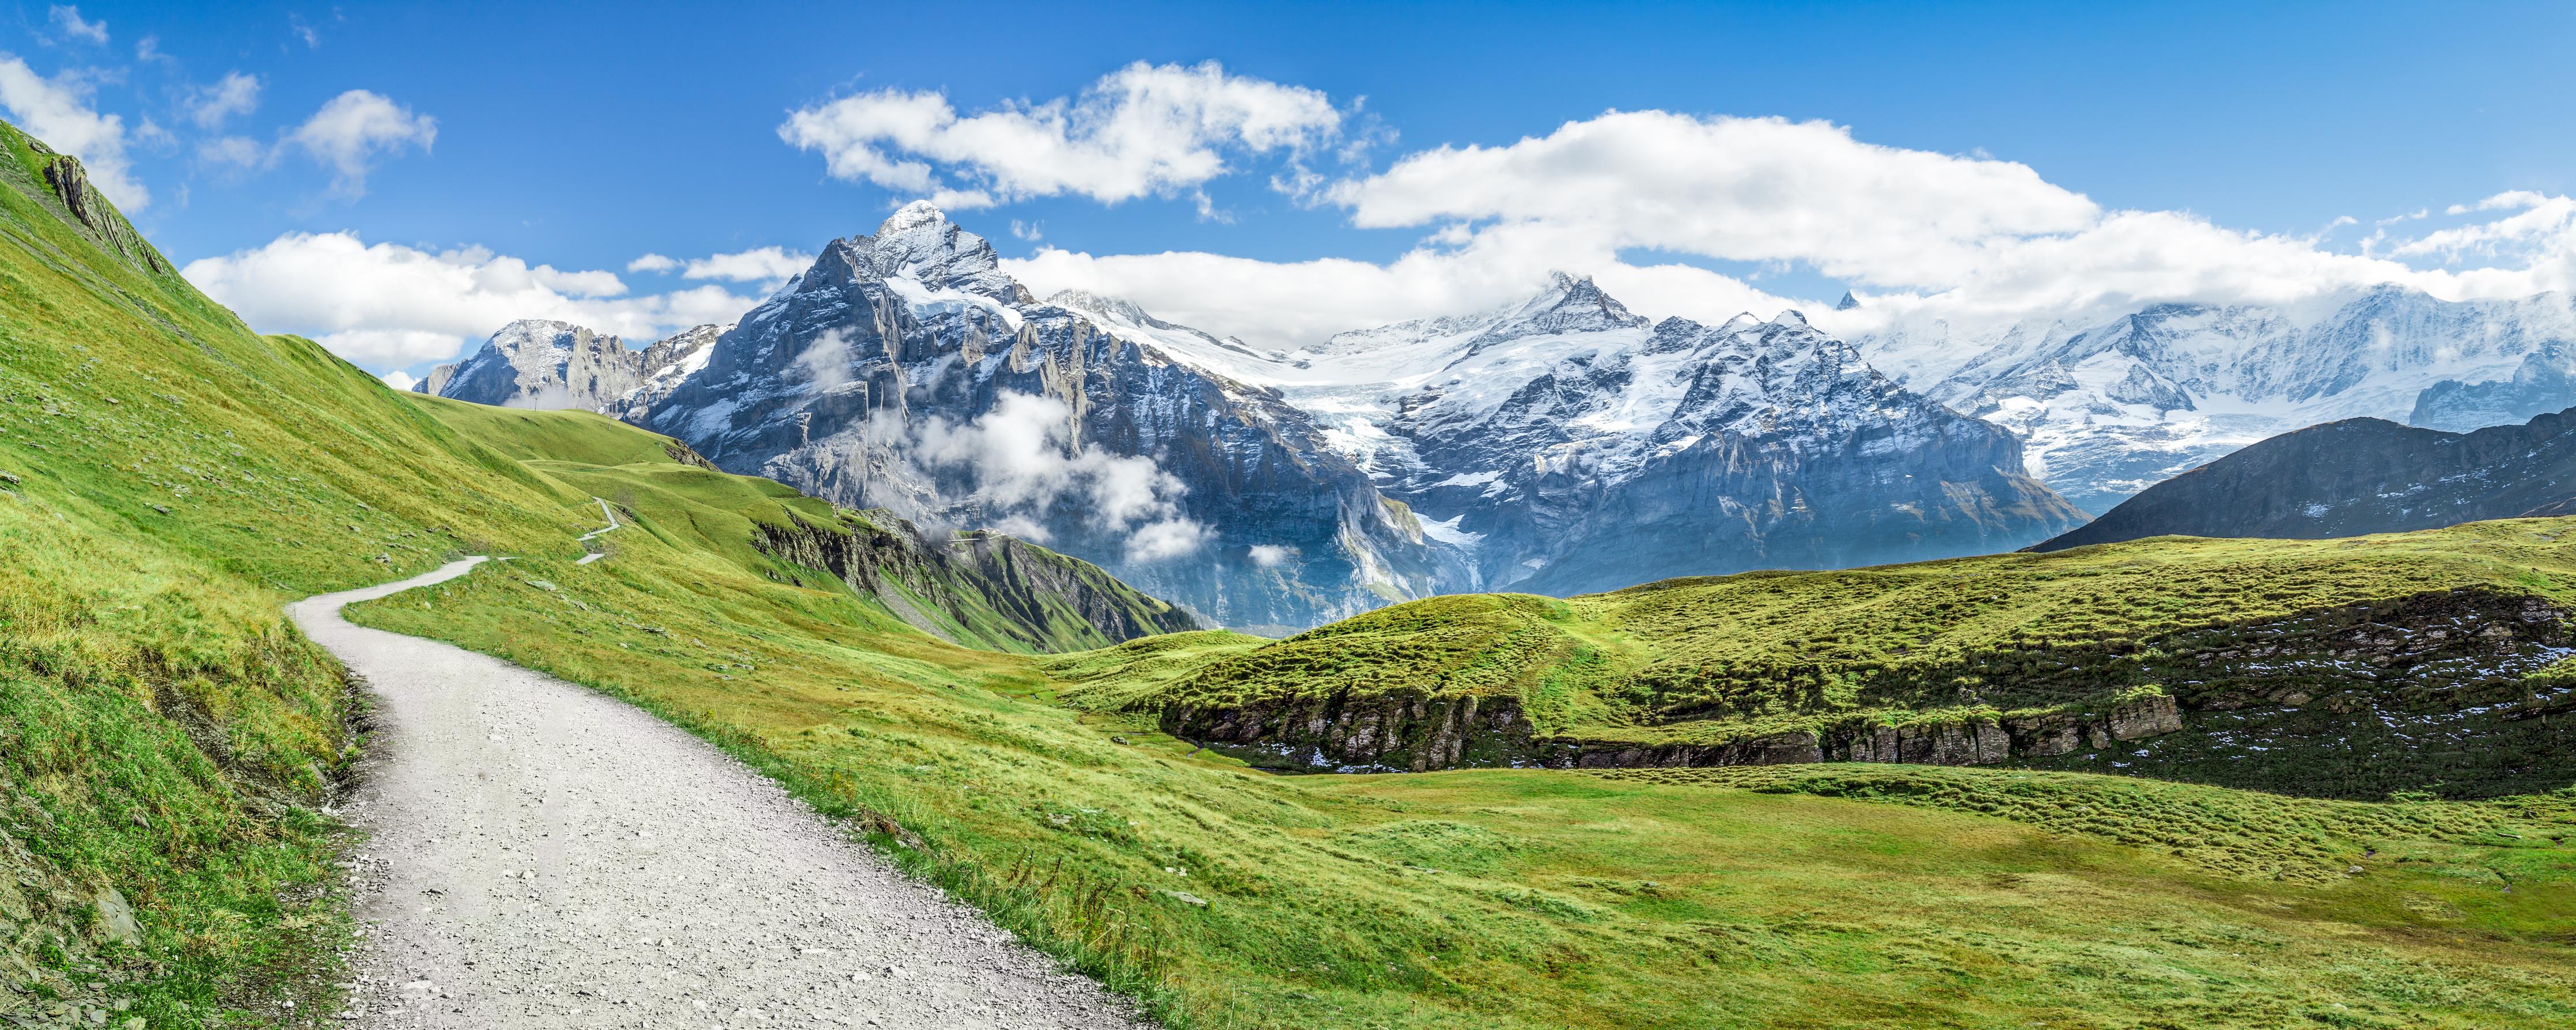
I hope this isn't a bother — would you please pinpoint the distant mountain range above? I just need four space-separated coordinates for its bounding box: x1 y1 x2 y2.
2032 406 2576 552
1859 287 2576 513
418 207 2576 626
423 205 2080 626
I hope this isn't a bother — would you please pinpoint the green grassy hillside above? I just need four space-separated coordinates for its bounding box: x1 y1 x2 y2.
1081 524 2576 797
7 110 2574 1030
0 118 1179 1026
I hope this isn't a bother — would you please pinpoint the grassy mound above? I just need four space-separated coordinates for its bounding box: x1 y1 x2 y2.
1066 522 2576 795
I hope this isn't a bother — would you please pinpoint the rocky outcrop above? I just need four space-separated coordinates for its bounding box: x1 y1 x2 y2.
18 137 169 275
1165 692 2184 774
418 320 727 413
2031 406 2576 552
419 320 648 410
1157 589 2566 797
753 507 1199 652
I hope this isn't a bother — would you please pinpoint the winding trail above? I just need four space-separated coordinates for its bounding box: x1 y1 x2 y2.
293 558 1148 1029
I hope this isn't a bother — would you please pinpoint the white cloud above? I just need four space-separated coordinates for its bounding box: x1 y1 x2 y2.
0 55 146 208
910 391 1208 562
627 252 679 273
185 72 260 129
681 245 813 285
48 6 106 44
1329 112 2100 289
196 134 267 169
1009 219 1042 242
1007 218 1797 350
380 369 417 391
182 232 756 368
1247 543 1293 567
289 89 435 197
1006 105 2576 350
779 60 1343 210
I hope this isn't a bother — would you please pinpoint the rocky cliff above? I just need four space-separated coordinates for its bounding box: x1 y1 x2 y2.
2031 406 2576 552
418 319 726 412
1154 586 2573 800
752 506 1201 653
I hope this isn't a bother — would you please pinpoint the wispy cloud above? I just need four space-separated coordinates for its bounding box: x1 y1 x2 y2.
288 89 435 197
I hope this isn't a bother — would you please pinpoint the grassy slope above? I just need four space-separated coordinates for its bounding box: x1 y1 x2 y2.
406 394 1193 654
6 110 2570 1028
351 514 2576 1027
0 126 607 1026
1086 524 2576 783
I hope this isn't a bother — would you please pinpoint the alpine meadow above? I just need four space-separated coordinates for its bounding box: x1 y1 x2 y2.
5 5 2576 1030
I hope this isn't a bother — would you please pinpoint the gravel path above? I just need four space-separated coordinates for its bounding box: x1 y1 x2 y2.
291 558 1150 1029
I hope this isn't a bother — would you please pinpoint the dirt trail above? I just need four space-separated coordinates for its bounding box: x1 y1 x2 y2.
292 558 1148 1029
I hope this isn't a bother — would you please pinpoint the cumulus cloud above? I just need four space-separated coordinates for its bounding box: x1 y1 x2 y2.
48 6 106 44
910 391 1208 562
185 72 260 128
289 89 435 196
182 232 756 367
626 253 680 273
779 60 1343 210
0 55 146 207
1331 112 2101 289
1005 105 2576 349
1247 544 1294 567
680 245 813 285
380 369 417 391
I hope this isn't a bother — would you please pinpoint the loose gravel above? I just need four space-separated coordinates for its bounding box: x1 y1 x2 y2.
291 558 1150 1029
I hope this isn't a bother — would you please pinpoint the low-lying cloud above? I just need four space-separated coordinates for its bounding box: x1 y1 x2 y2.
184 231 757 368
908 391 1208 562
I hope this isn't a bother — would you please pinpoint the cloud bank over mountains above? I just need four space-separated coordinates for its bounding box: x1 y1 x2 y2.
170 58 2576 373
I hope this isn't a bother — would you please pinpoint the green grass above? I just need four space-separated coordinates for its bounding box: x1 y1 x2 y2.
1060 523 2576 796
9 107 2576 1029
0 120 609 1025
348 518 2576 1028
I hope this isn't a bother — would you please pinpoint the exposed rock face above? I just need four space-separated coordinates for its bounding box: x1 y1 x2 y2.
2031 406 2576 552
418 320 728 413
632 202 1457 630
1158 590 2570 798
1864 286 2576 513
419 320 641 409
752 506 1200 652
608 322 728 422
1397 309 2085 595
1180 272 2084 596
21 139 168 275
1164 692 2180 774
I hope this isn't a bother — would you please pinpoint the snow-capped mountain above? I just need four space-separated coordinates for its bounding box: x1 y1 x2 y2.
631 202 1456 631
1062 269 2081 593
1862 286 2576 513
415 318 727 413
433 207 2086 625
1209 274 2084 594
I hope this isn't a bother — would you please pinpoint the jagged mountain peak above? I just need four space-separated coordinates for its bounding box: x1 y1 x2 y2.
1047 289 1158 325
1836 291 1861 311
1478 270 1650 342
879 198 949 234
809 202 1027 304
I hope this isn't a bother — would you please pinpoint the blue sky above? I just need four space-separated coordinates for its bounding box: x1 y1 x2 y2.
7 1 2576 376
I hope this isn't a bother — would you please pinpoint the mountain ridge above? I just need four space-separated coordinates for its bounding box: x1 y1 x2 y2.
2031 404 2576 552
